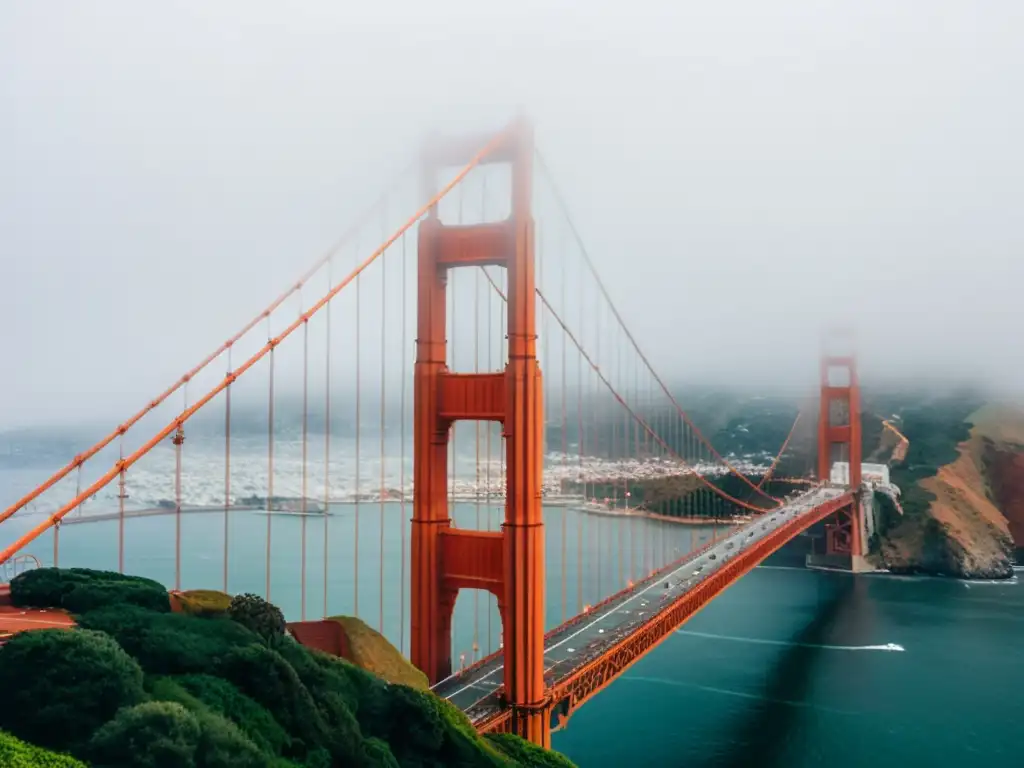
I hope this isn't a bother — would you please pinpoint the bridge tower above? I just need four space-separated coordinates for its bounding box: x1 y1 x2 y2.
412 119 549 746
817 331 864 560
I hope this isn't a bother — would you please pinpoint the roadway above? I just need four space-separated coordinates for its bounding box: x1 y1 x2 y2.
432 485 848 721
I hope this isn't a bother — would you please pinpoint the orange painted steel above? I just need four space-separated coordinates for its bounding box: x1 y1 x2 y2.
469 492 855 734
478 267 782 514
881 418 910 463
818 334 863 558
534 149 781 507
444 510 743 706
0 169 411 530
412 117 550 747
756 411 803 489
0 138 504 567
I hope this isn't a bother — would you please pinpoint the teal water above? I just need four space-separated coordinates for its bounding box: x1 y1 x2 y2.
553 565 1023 766
3 499 1022 765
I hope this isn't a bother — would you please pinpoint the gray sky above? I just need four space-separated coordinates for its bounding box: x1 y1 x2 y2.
2 0 1022 430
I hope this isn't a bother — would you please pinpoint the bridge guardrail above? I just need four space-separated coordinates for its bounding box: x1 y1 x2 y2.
0 554 41 584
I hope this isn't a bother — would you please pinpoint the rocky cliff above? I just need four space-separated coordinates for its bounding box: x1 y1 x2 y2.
878 404 1023 579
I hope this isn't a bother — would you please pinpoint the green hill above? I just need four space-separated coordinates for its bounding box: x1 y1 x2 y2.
0 568 576 768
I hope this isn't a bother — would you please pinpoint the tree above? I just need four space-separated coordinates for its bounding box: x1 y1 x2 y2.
0 629 146 754
228 593 286 644
86 702 200 768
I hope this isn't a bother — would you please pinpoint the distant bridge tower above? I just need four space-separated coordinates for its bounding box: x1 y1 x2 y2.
412 120 549 746
817 329 864 560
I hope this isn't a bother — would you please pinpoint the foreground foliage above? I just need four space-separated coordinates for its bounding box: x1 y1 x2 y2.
0 567 575 768
325 615 429 690
0 730 85 768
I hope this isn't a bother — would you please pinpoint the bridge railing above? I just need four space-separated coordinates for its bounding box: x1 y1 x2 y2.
0 554 41 584
462 489 850 726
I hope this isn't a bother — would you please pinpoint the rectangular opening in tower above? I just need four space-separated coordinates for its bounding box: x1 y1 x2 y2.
828 398 850 427
825 365 851 388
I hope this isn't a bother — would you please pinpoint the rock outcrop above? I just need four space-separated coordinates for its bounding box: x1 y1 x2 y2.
879 404 1022 579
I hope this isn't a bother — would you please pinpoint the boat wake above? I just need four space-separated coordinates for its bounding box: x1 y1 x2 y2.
676 629 905 652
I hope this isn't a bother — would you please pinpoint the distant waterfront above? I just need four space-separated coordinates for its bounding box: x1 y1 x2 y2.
2 440 1022 767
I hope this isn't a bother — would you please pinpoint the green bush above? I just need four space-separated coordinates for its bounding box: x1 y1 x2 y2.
10 567 169 614
86 701 200 768
193 710 271 768
1 573 578 767
0 731 86 767
486 733 579 767
77 604 261 675
173 674 291 756
216 643 330 762
0 628 146 753
228 593 286 644
274 641 382 763
377 684 507 767
362 737 400 768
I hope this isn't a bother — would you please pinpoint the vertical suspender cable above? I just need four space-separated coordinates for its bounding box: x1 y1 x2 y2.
485 262 493 656
224 345 233 593
118 434 126 574
324 261 333 619
266 315 275 602
355 270 361 618
174 386 186 591
300 308 309 621
379 211 388 635
559 224 568 622
576 252 584 613
473 261 481 662
399 231 408 654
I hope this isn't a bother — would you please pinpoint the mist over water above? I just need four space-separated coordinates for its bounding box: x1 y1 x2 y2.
2 1 1023 432
3 3 1024 767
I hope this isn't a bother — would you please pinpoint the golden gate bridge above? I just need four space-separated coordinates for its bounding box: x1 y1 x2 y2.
0 117 868 748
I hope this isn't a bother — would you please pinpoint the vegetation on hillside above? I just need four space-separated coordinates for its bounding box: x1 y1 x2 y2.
325 616 429 691
0 729 85 767
0 568 576 768
874 393 979 524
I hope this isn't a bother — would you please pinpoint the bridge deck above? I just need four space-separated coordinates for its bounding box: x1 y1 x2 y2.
432 486 849 722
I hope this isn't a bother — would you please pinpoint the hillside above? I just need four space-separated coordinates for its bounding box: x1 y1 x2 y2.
875 401 1022 578
0 568 576 768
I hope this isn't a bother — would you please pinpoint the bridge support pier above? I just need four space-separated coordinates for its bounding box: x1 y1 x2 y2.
510 699 553 748
412 119 549 747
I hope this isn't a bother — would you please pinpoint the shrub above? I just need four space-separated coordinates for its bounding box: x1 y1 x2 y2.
216 643 330 762
173 589 233 617
0 628 146 753
77 604 260 675
486 733 578 767
0 730 86 768
86 701 200 768
193 710 271 768
10 567 169 614
228 593 286 644
272 641 371 761
174 674 291 756
378 684 507 767
362 737 400 768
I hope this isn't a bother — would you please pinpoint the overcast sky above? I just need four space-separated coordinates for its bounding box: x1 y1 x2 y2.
2 1 1021 430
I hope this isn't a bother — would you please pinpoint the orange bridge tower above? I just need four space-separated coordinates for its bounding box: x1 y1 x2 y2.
411 119 549 746
817 331 865 563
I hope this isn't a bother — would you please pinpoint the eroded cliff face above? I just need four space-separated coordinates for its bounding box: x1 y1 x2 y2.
879 405 1023 579
982 440 1024 550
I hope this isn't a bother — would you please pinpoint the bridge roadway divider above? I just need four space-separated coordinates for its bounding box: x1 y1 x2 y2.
435 486 853 733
